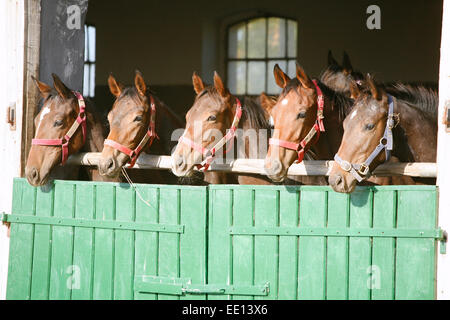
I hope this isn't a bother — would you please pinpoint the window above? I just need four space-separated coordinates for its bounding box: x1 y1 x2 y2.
227 17 298 95
83 24 96 97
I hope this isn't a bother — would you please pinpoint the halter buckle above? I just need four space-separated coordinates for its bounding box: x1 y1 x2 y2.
358 164 370 176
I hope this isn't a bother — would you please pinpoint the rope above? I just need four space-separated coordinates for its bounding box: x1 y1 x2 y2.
121 167 154 208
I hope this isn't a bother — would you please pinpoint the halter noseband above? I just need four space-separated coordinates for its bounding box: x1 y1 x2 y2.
334 94 398 182
104 95 158 168
32 91 87 166
268 79 325 163
178 98 243 171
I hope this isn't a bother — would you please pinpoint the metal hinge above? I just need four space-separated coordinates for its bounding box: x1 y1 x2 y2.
1 213 184 234
6 102 16 130
134 275 269 296
230 226 448 254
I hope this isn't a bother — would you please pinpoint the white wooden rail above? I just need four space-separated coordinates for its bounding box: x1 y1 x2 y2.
66 152 437 178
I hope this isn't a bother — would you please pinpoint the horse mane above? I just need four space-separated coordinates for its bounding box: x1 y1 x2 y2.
242 96 271 130
384 83 438 120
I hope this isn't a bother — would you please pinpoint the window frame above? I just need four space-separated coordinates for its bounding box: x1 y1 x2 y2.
83 23 96 98
225 15 298 96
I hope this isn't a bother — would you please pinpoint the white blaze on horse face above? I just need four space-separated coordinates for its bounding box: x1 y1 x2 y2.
269 116 274 127
36 106 51 135
350 110 358 120
282 98 289 106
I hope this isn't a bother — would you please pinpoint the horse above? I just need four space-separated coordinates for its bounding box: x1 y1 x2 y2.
320 50 364 97
171 71 272 185
98 71 184 184
262 63 395 187
328 75 438 193
25 74 119 187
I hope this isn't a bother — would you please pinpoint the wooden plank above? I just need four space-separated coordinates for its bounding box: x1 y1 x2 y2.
6 180 36 299
49 183 75 300
326 192 350 300
30 185 54 299
134 186 159 300
395 189 437 299
254 189 278 300
207 188 232 300
298 189 326 300
231 189 254 300
67 153 437 178
180 188 207 300
371 190 396 300
157 188 180 300
21 0 41 177
92 185 115 299
278 187 299 300
113 186 135 300
71 183 95 300
348 189 373 300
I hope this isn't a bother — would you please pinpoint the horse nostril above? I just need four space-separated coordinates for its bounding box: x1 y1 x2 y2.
31 168 38 180
175 155 184 167
330 174 343 187
107 159 114 169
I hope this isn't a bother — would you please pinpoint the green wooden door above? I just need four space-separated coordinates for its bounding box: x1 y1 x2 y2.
4 179 442 300
208 185 441 300
5 178 208 300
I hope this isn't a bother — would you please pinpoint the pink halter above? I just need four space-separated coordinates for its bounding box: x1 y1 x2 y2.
104 95 158 168
32 91 87 165
178 98 243 171
268 79 325 163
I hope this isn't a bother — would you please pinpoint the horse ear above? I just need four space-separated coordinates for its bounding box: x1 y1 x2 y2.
134 70 147 97
273 64 290 89
192 71 205 95
213 71 228 98
296 63 313 89
366 74 381 100
31 76 52 99
260 92 276 114
52 73 72 99
108 74 123 98
342 51 353 75
349 79 360 100
328 50 339 67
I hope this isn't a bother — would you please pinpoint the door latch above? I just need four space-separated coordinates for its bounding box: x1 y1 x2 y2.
6 102 16 130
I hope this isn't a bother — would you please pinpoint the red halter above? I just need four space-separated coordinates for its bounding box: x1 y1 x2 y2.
104 95 158 168
32 91 87 166
178 98 243 171
268 79 325 163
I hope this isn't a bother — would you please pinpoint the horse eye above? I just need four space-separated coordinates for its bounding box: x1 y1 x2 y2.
207 115 217 122
54 120 63 127
297 112 306 119
365 123 375 130
134 115 143 122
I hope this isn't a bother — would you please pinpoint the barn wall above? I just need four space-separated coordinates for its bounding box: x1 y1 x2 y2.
86 0 442 116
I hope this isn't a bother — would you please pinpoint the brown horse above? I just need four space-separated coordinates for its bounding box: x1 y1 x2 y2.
98 71 183 184
171 71 272 185
262 63 394 187
329 75 437 193
25 74 118 186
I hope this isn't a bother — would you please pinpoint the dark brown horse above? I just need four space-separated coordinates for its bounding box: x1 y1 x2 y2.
329 75 437 193
262 63 393 187
171 71 272 185
25 74 118 186
98 71 183 184
320 50 364 97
